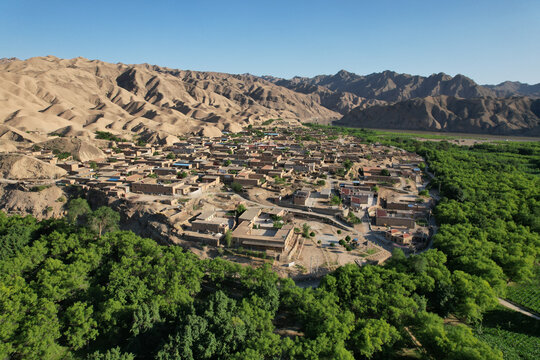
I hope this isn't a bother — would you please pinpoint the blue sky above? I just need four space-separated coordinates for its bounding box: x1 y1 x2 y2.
1 0 539 84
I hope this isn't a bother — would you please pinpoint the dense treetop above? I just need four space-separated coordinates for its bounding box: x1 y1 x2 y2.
2 129 539 359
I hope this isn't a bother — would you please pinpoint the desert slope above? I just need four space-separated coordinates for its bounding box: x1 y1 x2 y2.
0 56 339 142
1 56 539 138
0 154 67 179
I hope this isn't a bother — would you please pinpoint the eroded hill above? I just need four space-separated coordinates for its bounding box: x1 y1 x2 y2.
0 56 339 143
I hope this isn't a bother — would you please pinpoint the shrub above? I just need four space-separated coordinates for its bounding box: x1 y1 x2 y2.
223 230 233 247
231 182 243 193
330 195 342 206
95 131 126 142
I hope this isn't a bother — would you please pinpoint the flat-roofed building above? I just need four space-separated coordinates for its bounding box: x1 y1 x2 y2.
191 211 230 234
294 188 311 206
375 209 415 228
130 179 185 195
232 221 296 255
385 229 413 245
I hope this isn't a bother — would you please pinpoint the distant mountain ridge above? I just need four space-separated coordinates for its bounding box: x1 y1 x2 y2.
484 81 540 97
0 56 538 139
267 70 540 135
336 95 540 136
272 70 496 102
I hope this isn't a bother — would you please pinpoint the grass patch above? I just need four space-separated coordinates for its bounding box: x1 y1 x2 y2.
30 185 51 192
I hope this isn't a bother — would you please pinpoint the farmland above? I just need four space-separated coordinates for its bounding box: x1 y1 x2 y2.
475 306 540 360
505 267 540 314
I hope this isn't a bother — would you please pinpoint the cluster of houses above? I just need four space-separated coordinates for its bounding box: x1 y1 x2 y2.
376 192 432 247
22 126 431 258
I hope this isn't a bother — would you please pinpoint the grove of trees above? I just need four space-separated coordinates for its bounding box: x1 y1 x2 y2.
1 132 539 359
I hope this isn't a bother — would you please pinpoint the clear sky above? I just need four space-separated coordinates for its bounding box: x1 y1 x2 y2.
1 0 539 84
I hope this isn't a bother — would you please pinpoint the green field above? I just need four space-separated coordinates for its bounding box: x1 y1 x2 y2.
505 267 540 314
475 307 540 360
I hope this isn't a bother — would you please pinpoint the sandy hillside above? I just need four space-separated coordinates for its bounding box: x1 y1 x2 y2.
0 184 67 219
0 56 340 143
36 137 106 162
0 154 67 179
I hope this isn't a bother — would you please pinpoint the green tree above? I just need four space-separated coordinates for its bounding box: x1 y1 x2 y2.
67 198 91 225
412 311 502 360
223 230 233 247
236 204 247 215
64 302 98 349
87 347 135 360
231 182 243 193
302 223 311 238
89 206 120 237
330 195 342 206
349 319 399 358
419 189 429 196
177 171 188 179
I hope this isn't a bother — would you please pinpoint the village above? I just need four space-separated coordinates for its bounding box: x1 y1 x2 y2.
15 124 435 278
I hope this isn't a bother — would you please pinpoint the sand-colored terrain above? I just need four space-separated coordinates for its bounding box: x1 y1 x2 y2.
0 184 67 219
0 154 67 179
36 137 105 162
0 56 340 143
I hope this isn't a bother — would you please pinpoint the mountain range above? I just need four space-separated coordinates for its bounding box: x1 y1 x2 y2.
0 56 538 143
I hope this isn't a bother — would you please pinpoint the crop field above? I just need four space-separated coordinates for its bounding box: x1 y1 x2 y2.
475 307 540 360
505 267 540 314
506 285 540 314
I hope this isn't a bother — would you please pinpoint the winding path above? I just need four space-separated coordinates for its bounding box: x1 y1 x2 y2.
498 298 540 320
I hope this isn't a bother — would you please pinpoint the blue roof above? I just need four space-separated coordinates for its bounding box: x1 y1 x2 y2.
173 163 191 166
107 177 120 182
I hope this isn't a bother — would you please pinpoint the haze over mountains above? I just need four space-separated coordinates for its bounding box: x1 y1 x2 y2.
0 56 539 143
